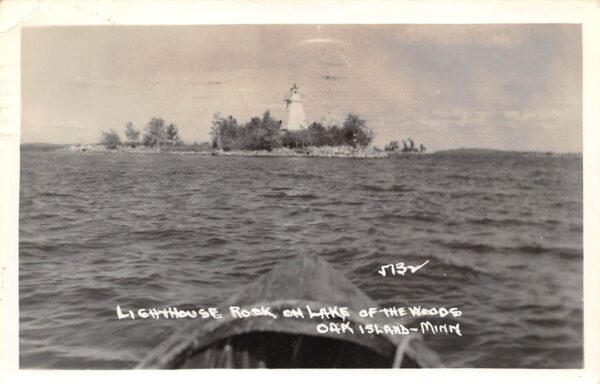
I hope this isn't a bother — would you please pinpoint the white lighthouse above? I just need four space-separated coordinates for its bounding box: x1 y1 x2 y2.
284 83 308 131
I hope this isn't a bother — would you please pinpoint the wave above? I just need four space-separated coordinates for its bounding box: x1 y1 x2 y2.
262 191 319 200
379 212 436 223
435 239 582 260
205 237 227 246
360 184 414 193
436 240 497 253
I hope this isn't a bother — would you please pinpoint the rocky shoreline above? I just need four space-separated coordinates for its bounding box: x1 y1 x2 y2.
59 144 393 158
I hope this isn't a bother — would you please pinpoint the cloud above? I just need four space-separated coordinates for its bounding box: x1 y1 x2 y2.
296 38 349 46
395 25 530 48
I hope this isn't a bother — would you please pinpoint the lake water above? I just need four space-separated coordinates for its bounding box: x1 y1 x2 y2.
19 150 583 368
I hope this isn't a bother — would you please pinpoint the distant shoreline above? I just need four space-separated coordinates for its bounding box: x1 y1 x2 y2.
432 148 582 157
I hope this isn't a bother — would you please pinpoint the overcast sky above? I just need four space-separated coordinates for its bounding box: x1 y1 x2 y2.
22 24 581 152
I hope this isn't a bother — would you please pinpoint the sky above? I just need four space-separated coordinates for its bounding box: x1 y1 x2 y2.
21 24 582 152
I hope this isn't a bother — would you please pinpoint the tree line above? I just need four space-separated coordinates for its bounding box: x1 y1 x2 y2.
384 138 426 153
100 113 425 154
101 117 181 149
210 111 375 151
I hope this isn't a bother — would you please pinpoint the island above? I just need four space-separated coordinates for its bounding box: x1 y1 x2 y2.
57 84 427 159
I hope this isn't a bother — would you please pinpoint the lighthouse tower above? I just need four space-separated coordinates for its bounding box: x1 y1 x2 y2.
284 83 308 130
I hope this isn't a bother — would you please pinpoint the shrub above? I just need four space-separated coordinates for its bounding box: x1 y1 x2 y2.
101 129 121 149
281 114 373 149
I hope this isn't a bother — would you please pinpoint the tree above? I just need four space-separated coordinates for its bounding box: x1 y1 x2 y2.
165 123 181 145
341 114 373 147
257 110 282 150
327 125 342 146
210 112 224 148
210 114 240 151
210 111 282 151
384 140 400 152
124 121 140 144
308 122 332 146
101 129 121 149
143 117 167 148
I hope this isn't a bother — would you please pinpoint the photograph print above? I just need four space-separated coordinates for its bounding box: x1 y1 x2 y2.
19 24 583 369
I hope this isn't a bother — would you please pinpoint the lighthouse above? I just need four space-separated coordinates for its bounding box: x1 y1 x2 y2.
284 83 308 131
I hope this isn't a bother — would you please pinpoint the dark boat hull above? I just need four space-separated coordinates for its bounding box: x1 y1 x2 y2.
138 255 442 368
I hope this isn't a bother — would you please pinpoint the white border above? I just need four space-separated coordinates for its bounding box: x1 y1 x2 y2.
1 1 598 383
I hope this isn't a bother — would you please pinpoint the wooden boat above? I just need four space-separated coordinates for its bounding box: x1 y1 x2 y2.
137 255 443 368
